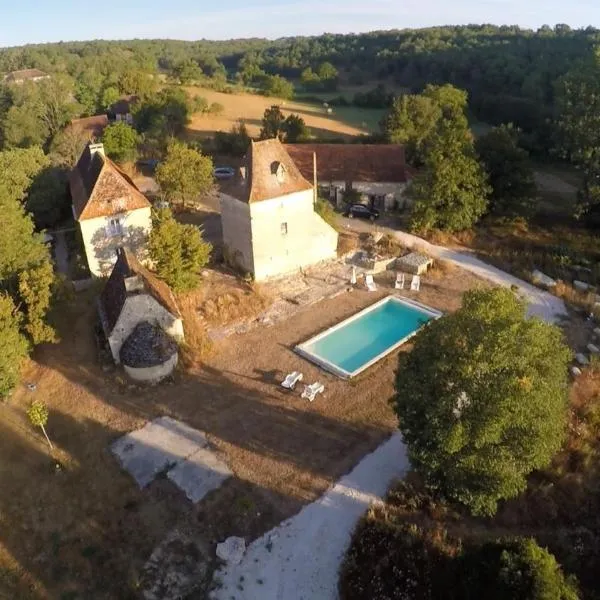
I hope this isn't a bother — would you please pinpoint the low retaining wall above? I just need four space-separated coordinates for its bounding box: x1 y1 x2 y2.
123 353 178 384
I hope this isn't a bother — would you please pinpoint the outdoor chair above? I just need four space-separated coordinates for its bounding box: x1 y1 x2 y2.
395 273 405 290
301 382 325 402
365 274 377 292
410 275 421 292
281 371 303 390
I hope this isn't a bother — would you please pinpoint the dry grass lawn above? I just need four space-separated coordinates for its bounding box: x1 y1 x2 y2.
184 86 380 140
0 266 490 599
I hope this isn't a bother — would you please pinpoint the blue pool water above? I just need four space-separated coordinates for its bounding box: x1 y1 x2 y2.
297 296 440 377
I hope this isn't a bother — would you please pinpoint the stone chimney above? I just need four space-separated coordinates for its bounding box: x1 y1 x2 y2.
88 142 105 158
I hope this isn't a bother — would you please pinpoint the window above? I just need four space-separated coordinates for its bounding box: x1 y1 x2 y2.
107 217 124 237
280 222 288 235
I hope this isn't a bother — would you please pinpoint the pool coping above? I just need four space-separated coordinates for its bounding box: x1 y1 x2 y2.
295 295 443 379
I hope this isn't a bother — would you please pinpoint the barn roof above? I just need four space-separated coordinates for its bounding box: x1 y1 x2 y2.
285 144 408 184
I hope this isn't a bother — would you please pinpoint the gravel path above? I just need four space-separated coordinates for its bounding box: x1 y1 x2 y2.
341 219 567 323
210 226 566 600
211 433 407 600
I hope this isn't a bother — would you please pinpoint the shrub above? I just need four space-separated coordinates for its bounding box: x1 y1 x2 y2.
315 197 338 229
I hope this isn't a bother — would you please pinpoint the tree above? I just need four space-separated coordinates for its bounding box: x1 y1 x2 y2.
214 121 251 156
117 69 156 99
409 118 490 232
317 61 338 81
259 105 286 140
394 288 572 516
0 294 28 399
27 400 53 449
148 207 212 291
381 94 442 165
457 538 579 600
283 113 309 142
26 167 70 229
0 146 49 200
173 59 203 84
49 125 89 168
207 102 224 116
101 122 139 164
262 75 294 100
155 140 214 208
100 85 120 112
556 49 600 221
18 260 56 345
476 124 537 217
134 87 193 139
300 67 319 87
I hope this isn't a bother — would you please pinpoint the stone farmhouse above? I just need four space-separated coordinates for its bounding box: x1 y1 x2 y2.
286 144 411 212
69 142 152 277
2 68 50 84
220 139 338 281
98 247 184 368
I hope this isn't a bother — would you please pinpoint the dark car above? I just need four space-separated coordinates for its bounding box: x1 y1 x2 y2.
213 166 236 180
345 203 380 221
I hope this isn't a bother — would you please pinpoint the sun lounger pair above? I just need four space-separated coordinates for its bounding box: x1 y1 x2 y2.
395 273 420 291
281 372 325 402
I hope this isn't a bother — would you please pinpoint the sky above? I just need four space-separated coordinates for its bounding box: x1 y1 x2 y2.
0 0 598 47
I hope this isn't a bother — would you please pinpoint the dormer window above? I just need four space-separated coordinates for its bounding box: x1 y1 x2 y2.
271 161 286 183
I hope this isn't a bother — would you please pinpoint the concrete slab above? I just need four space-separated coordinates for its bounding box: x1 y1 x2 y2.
167 446 232 503
111 416 208 488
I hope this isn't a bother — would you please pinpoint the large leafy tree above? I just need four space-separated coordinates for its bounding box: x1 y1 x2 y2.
381 94 442 165
101 121 139 164
556 48 600 221
259 105 286 140
155 140 214 208
394 288 572 516
0 294 29 399
476 124 537 217
457 538 579 600
148 207 212 292
409 117 490 232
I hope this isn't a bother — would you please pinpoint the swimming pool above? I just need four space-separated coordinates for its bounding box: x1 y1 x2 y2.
295 296 442 379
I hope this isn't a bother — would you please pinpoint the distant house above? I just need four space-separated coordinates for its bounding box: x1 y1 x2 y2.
69 143 152 277
69 115 109 140
286 144 411 211
99 247 184 365
3 68 50 84
220 139 338 281
108 95 139 125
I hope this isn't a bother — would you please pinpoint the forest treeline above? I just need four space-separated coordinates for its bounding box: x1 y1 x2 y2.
1 25 599 146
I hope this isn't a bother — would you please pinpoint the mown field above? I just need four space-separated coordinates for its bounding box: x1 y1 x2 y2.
184 86 386 140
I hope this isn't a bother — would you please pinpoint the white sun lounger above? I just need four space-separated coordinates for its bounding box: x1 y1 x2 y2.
365 274 377 292
395 273 405 290
281 371 303 390
410 275 421 292
301 382 325 402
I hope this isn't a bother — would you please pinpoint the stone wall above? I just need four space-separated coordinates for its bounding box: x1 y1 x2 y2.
123 353 178 383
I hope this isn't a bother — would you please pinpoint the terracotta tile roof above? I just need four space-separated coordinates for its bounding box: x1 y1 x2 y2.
70 144 151 221
285 144 408 184
3 69 49 82
69 115 109 139
99 248 181 335
233 139 313 203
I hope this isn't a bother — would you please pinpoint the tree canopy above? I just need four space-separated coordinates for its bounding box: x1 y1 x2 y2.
148 207 212 292
476 124 537 218
101 121 139 164
394 288 572 516
155 140 214 208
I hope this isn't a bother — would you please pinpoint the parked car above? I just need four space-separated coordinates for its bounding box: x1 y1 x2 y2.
345 203 380 221
214 166 235 180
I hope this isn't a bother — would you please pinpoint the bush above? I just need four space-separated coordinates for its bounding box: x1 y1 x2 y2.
315 197 338 229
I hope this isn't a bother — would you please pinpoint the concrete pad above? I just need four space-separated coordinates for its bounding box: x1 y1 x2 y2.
167 446 232 503
111 416 207 488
